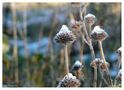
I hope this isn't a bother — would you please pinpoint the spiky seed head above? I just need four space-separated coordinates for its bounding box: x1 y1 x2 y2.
54 25 76 45
116 69 122 81
71 60 82 71
57 73 80 87
84 13 96 25
90 26 108 41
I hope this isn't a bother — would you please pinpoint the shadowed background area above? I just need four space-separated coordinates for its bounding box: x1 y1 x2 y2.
3 3 121 87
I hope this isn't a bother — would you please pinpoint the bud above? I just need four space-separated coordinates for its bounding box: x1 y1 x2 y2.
57 73 80 87
90 26 108 41
71 60 82 71
54 25 76 44
84 13 96 25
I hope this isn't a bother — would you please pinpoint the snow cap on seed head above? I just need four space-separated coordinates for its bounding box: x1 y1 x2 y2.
54 25 76 44
57 73 80 87
71 60 82 71
91 26 108 41
84 13 96 25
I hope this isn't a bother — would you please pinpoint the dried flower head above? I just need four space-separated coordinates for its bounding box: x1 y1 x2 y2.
84 13 96 25
71 21 82 37
91 26 108 41
57 73 80 87
116 47 121 57
116 69 122 81
90 58 103 68
54 25 76 44
71 60 83 71
99 61 110 71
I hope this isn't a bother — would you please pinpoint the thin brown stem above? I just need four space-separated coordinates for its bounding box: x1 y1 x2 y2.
65 45 69 77
23 5 30 83
98 41 112 86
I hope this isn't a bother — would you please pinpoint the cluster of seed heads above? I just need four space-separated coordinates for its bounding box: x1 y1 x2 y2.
90 58 109 71
57 73 80 87
54 4 121 87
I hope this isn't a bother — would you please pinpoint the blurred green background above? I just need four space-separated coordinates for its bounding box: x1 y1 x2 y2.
3 3 121 87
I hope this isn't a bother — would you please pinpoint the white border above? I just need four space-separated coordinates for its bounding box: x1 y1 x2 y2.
0 0 123 90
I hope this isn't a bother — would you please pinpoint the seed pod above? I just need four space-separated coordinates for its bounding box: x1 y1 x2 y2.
54 25 76 44
71 60 82 71
90 26 108 41
84 13 96 25
57 73 80 87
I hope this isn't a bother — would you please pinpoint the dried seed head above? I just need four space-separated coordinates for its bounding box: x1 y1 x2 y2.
91 26 108 41
116 47 122 57
90 58 103 68
99 61 110 71
116 69 122 81
71 21 82 37
57 73 80 87
71 60 83 71
54 25 76 44
84 13 96 25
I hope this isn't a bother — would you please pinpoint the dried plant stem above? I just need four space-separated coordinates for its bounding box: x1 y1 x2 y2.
89 33 97 87
98 67 109 86
65 45 69 77
11 3 19 85
98 41 112 86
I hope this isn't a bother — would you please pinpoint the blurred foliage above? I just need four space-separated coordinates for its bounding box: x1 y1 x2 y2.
3 3 121 87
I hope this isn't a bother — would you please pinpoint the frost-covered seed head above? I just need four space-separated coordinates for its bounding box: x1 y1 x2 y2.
91 26 108 41
84 13 96 25
57 73 80 87
54 25 76 44
71 60 82 71
116 47 122 56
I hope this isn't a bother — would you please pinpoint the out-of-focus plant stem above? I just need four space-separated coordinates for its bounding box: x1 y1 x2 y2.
23 5 30 83
11 3 19 85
